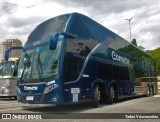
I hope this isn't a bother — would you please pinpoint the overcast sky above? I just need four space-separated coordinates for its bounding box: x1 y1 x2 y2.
0 0 160 50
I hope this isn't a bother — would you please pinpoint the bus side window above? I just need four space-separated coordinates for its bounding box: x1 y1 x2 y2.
112 65 120 80
63 53 83 82
97 63 112 80
120 67 129 81
112 65 129 81
63 38 98 82
129 69 135 82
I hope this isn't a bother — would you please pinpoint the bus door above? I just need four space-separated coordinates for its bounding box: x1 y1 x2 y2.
63 53 83 103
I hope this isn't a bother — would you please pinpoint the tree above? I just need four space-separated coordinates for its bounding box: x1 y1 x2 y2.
131 39 137 46
147 47 160 75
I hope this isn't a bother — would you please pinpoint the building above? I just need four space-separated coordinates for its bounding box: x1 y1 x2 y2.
2 39 22 59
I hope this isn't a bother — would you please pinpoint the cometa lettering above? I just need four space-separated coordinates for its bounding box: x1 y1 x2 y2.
24 86 38 90
112 51 130 64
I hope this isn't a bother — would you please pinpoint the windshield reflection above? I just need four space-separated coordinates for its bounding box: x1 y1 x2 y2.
18 40 62 83
0 61 16 76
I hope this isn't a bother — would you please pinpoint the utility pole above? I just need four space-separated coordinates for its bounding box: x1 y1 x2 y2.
125 17 133 42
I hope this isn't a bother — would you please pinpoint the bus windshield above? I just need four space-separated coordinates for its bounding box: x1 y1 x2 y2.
18 40 62 83
1 61 15 76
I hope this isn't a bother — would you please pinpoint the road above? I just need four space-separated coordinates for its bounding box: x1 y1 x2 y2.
0 95 160 122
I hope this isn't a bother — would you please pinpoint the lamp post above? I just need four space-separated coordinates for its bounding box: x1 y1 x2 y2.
125 17 133 42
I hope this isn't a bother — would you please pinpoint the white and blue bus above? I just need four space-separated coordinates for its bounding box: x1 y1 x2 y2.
7 13 157 107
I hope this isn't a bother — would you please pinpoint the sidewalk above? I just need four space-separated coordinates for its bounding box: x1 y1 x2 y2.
154 94 160 97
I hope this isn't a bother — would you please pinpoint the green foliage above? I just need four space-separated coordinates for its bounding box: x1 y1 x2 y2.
118 44 153 77
131 39 137 46
147 47 160 75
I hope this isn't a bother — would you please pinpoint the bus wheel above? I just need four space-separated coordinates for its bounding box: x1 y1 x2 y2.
146 86 150 97
91 85 99 107
107 85 114 104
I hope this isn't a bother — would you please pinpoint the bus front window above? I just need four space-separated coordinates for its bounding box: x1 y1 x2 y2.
1 61 15 76
18 40 62 83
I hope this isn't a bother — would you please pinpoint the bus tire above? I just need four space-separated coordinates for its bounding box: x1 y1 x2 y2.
146 86 150 97
91 85 99 107
107 85 114 104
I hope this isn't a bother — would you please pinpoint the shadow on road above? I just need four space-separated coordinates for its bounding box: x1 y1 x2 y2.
0 97 17 101
22 95 147 113
22 102 95 113
117 95 146 103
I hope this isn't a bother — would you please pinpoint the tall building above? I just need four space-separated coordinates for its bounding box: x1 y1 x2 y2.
2 39 22 59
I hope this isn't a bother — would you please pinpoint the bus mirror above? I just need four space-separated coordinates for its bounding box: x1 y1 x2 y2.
61 32 77 38
5 46 23 61
49 33 59 50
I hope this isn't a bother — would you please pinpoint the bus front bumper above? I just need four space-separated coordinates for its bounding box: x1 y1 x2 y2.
17 93 60 104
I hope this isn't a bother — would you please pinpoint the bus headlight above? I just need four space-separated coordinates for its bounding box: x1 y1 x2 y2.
43 84 58 94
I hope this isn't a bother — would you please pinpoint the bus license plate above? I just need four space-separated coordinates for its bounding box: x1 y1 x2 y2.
26 96 34 101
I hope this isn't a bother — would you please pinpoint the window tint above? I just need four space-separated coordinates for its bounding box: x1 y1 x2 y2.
97 63 129 81
65 38 98 56
98 63 112 80
27 14 70 44
112 65 119 80
121 67 129 80
63 38 98 82
63 54 84 82
113 65 129 81
129 69 135 82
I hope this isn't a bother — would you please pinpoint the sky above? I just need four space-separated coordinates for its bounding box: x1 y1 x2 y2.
0 0 160 51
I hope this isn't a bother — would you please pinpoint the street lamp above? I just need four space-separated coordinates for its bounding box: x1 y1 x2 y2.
125 17 133 42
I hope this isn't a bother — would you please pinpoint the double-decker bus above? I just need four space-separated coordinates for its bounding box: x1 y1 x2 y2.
9 13 157 107
0 58 19 99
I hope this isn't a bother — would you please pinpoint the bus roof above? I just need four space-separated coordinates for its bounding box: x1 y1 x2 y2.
26 12 152 59
27 12 128 45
